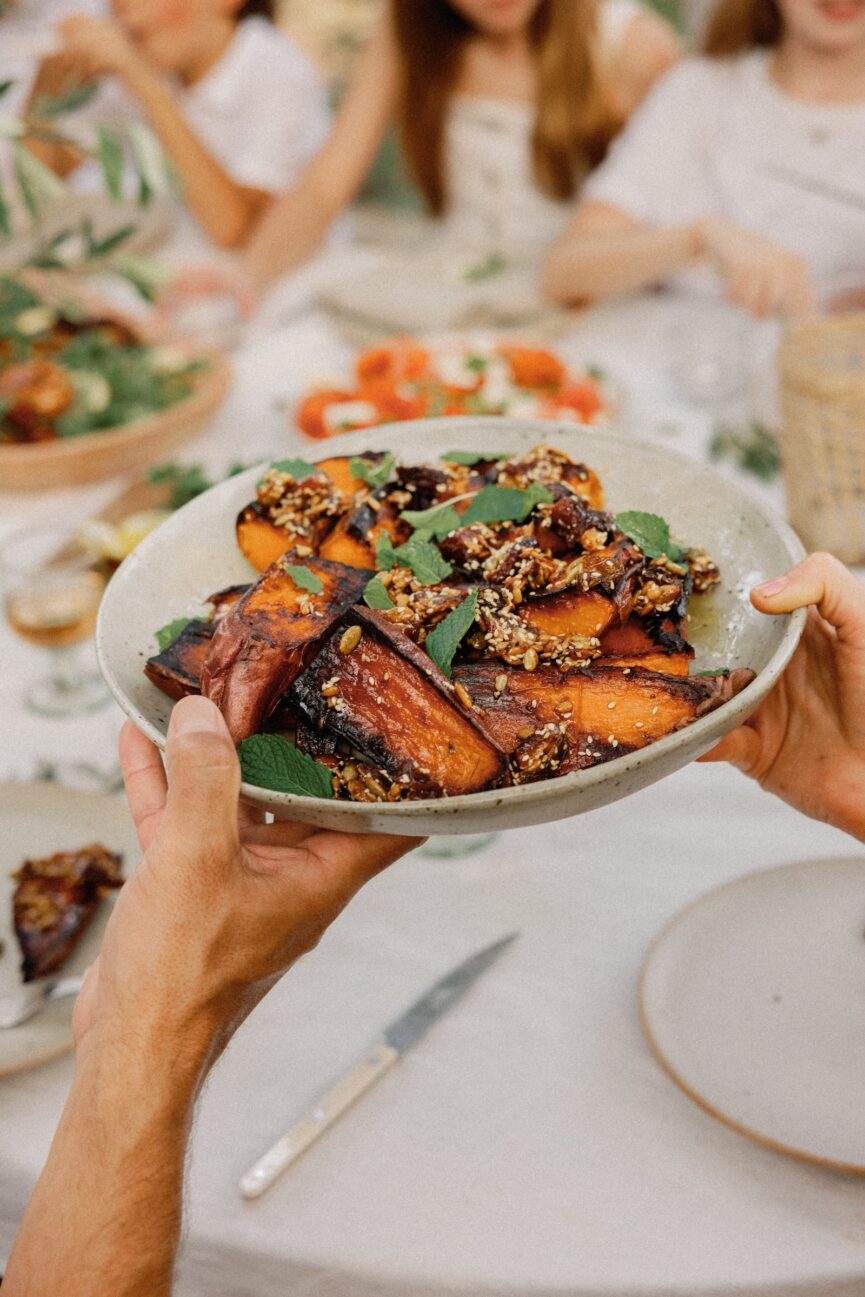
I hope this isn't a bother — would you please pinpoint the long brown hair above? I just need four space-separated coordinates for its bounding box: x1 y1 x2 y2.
703 0 782 55
237 0 275 19
391 0 621 215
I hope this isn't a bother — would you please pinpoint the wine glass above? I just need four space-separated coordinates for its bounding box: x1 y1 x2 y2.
1 526 109 716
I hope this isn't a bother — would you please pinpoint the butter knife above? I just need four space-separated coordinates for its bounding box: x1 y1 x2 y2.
239 932 518 1199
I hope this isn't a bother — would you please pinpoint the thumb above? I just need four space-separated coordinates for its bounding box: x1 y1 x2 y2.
751 552 865 645
162 695 240 851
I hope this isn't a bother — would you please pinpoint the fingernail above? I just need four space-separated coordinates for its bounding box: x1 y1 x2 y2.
170 695 226 736
754 574 787 597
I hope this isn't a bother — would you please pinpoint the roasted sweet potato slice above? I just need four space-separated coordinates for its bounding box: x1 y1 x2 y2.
236 502 307 573
144 585 249 700
600 613 692 658
593 651 691 678
291 607 507 795
316 454 381 496
318 494 410 569
519 589 617 640
201 555 372 743
454 662 754 756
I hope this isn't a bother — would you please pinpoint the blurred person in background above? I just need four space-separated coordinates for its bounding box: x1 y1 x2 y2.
0 0 105 119
168 0 681 306
24 0 331 249
543 0 865 319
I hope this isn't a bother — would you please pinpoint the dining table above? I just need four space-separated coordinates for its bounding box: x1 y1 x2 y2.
2 241 864 1297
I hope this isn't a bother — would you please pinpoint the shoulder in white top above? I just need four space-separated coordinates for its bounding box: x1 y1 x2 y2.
583 50 865 295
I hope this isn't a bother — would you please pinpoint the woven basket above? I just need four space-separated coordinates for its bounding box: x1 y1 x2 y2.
779 314 865 563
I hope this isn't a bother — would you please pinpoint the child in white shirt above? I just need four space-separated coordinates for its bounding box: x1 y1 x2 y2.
34 0 330 249
543 0 865 318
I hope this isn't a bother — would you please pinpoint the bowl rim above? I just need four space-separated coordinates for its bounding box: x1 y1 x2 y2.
96 416 807 819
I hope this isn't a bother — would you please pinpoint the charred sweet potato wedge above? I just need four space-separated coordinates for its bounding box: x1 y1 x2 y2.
291 607 507 795
316 454 380 496
519 589 618 641
201 555 373 743
318 494 411 569
593 651 691 678
144 585 249 700
236 502 308 573
454 662 754 756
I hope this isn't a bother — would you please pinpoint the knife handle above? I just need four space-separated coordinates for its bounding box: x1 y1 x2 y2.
239 1041 399 1199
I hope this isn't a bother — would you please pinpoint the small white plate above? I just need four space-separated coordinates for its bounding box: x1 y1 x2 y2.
0 783 138 1078
640 857 865 1174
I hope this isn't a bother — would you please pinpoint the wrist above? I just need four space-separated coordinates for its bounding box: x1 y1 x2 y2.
684 218 708 262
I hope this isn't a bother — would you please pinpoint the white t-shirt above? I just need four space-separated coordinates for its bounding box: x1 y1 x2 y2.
583 50 865 297
71 18 330 196
440 0 643 260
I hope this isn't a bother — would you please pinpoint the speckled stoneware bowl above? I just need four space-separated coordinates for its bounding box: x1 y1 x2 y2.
96 418 805 835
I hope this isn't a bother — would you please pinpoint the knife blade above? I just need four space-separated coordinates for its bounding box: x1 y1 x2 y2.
239 932 518 1199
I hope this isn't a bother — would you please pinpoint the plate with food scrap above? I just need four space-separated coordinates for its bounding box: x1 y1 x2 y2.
96 417 805 836
0 783 135 1076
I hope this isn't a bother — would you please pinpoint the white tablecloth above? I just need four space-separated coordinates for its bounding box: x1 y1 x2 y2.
5 284 863 1297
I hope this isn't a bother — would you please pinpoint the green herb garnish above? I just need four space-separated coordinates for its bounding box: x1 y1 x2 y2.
399 500 462 541
268 458 317 480
349 452 394 489
462 483 553 526
283 565 323 595
237 734 333 799
709 421 781 483
363 576 393 609
424 590 478 678
155 618 192 652
391 536 453 586
375 533 397 569
614 511 685 563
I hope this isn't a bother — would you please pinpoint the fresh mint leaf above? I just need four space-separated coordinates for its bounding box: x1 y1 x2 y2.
375 532 397 570
400 500 461 540
155 618 192 652
462 483 553 526
268 458 317 480
237 734 333 799
349 452 394 489
283 565 323 595
424 590 478 678
363 576 393 609
394 537 453 586
440 449 507 466
615 511 684 563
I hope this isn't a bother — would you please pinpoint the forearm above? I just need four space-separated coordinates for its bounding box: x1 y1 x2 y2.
240 173 342 296
543 220 702 304
123 62 265 248
3 1030 208 1297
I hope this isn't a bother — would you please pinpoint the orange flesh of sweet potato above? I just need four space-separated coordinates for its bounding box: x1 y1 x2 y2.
201 555 373 743
318 497 410 569
594 652 691 678
292 609 507 795
519 589 617 640
453 663 737 755
236 503 308 573
314 455 368 496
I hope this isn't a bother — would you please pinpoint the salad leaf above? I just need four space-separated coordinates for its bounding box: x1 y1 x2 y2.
462 483 552 526
393 536 452 586
615 511 685 563
267 457 317 481
283 565 323 595
155 618 192 652
375 532 397 570
363 576 393 609
440 449 507 466
400 499 462 540
424 590 478 678
237 734 333 799
349 452 394 489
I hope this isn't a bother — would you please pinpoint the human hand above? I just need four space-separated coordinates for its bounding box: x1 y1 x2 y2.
56 15 140 83
73 696 420 1073
700 553 865 841
696 216 816 320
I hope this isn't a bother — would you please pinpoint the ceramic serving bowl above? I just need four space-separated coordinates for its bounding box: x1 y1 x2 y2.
96 418 806 835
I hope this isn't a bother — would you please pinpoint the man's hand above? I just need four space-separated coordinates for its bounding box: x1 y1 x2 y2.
698 216 816 320
74 695 419 1070
700 553 865 841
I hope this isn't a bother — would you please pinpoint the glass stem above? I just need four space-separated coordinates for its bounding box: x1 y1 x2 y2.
48 644 86 694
